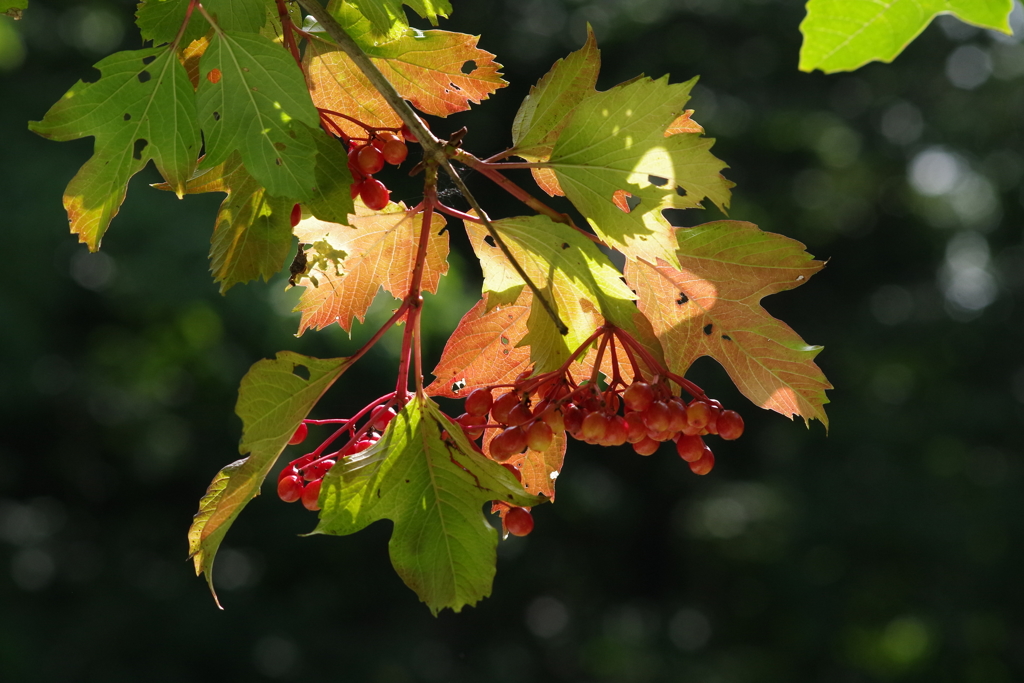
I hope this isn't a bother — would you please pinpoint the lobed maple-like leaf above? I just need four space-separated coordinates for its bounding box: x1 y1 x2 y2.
29 47 199 250
799 0 1013 74
426 289 532 398
305 24 505 137
188 352 350 606
314 395 542 615
154 152 294 293
197 30 321 200
293 205 449 334
627 221 831 426
464 215 645 374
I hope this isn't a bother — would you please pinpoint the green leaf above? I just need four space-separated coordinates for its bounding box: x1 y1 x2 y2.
203 0 270 33
547 75 732 268
29 47 199 250
188 352 350 606
464 215 645 374
306 127 355 224
155 152 295 293
314 395 542 615
799 0 1014 73
341 0 452 39
626 221 831 427
197 30 320 200
136 0 211 46
511 24 600 161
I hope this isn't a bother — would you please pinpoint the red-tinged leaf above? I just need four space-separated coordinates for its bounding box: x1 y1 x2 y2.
510 25 599 196
188 352 351 606
293 204 449 334
627 221 831 426
483 424 566 501
426 290 532 398
305 36 403 138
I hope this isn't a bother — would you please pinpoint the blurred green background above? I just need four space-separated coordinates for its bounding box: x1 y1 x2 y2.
2 0 1023 681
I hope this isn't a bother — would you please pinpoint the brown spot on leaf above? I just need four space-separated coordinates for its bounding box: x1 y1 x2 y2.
275 158 283 166
561 242 569 249
123 113 131 121
273 142 287 151
206 68 221 84
212 111 220 121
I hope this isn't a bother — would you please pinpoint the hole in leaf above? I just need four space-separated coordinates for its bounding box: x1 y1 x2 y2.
81 67 101 84
561 242 569 249
292 364 310 380
206 68 222 84
132 138 148 160
137 70 151 83
123 113 131 121
648 175 668 186
484 235 496 247
676 292 688 305
722 335 732 341
142 55 156 65
461 60 477 74
703 324 713 335
212 111 220 121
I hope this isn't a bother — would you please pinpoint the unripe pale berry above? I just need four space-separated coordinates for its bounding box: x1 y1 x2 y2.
526 421 554 451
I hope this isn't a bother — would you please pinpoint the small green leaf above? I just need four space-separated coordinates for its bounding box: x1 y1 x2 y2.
548 75 732 268
29 47 199 249
197 30 320 200
314 395 543 615
188 352 350 606
799 0 1014 73
340 0 452 39
136 0 211 46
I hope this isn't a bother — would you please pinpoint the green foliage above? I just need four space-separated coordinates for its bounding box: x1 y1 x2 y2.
799 0 1014 73
188 352 351 604
315 395 542 614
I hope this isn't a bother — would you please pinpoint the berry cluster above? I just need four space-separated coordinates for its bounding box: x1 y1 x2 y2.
347 130 409 210
276 399 398 511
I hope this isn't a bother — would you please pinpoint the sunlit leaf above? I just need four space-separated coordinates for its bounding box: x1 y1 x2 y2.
136 0 211 46
293 205 449 334
29 47 199 249
314 395 542 614
799 0 1013 73
627 221 831 426
188 352 350 606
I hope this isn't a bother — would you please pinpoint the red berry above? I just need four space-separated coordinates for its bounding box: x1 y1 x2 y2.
360 178 390 210
490 392 519 425
490 426 527 462
301 480 322 511
457 412 487 440
371 405 397 431
642 401 671 433
540 405 565 432
464 388 493 416
350 179 363 198
290 203 301 227
502 463 522 483
382 139 408 165
400 123 418 143
603 390 621 415
506 403 533 427
625 412 647 443
667 398 688 433
689 448 715 475
563 404 585 436
717 410 744 440
526 421 554 451
686 401 712 429
676 434 705 462
623 381 654 412
581 411 609 442
633 437 660 456
356 145 385 174
288 423 308 446
602 415 628 446
504 507 534 536
277 474 304 502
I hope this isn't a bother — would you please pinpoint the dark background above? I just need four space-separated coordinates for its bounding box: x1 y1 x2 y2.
2 0 1023 681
